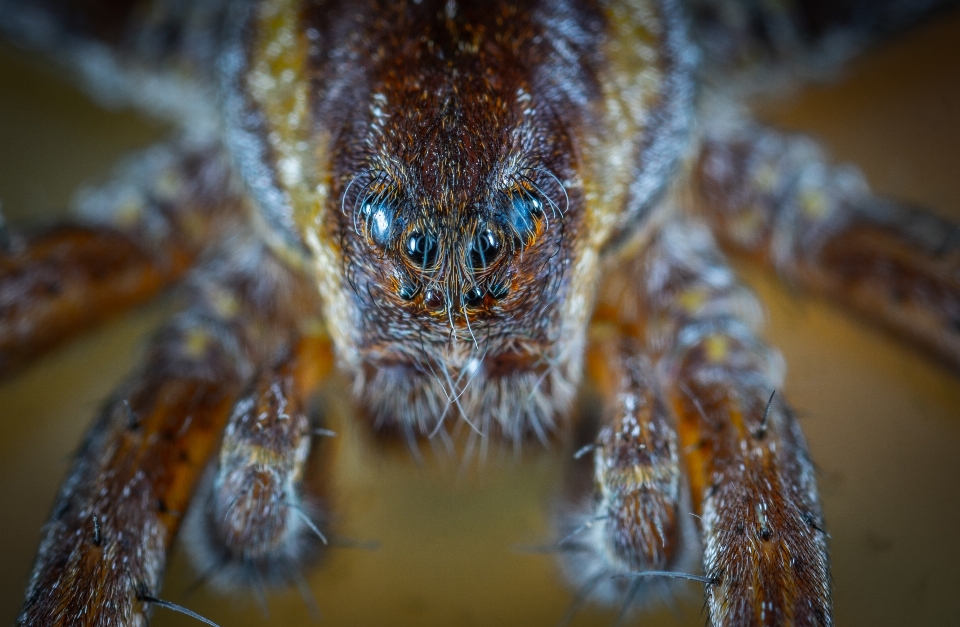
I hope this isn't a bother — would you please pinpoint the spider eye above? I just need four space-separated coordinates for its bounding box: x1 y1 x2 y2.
360 200 396 247
397 280 420 301
469 228 502 270
404 230 439 269
463 286 485 307
506 193 544 244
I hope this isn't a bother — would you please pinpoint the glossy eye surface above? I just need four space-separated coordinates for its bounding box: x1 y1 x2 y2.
469 228 501 270
404 231 439 269
463 286 485 307
397 280 420 301
360 200 396 247
421 288 445 311
507 194 544 243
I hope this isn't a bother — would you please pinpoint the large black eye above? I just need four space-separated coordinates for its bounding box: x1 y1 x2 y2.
469 228 501 270
360 200 396 247
404 231 439 269
507 194 544 243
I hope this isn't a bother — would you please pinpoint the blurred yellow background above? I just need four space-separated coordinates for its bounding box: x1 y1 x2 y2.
1 10 959 627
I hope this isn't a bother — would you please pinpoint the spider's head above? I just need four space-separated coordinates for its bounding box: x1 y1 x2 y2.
227 0 692 439
319 11 595 439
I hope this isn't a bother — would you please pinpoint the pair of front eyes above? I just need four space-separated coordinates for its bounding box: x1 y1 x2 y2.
358 193 544 273
401 227 501 270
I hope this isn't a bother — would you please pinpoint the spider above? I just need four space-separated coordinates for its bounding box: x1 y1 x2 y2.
1 1 960 624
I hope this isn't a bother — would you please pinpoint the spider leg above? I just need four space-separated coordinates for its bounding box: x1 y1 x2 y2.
16 238 317 627
183 334 336 591
579 217 830 625
694 113 960 370
0 142 244 378
642 218 830 626
556 334 691 612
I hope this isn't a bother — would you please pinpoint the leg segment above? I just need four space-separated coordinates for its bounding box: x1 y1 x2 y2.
185 335 336 590
646 219 830 625
559 335 692 609
0 142 245 378
18 295 249 627
16 239 315 627
690 0 959 93
590 218 830 625
694 115 960 370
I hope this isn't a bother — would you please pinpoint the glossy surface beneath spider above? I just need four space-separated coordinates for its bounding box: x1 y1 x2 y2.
0 3 960 627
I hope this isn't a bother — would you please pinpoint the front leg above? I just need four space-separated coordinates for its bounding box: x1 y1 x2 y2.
560 334 696 614
16 239 316 627
649 226 830 625
647 219 830 625
569 218 831 625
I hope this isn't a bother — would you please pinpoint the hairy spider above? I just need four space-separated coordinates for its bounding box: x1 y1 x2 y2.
1 1 960 626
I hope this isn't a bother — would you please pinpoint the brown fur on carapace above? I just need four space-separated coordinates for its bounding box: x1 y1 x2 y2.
225 0 695 439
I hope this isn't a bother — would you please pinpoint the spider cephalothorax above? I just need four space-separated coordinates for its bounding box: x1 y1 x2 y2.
222 0 693 440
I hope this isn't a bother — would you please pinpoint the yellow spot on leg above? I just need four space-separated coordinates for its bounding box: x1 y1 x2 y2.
184 329 212 359
705 335 729 363
800 188 829 220
679 289 707 315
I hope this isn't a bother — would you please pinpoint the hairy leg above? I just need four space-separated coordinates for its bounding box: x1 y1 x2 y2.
582 217 830 626
16 238 317 627
694 114 960 370
184 334 336 592
0 142 245 377
558 335 694 614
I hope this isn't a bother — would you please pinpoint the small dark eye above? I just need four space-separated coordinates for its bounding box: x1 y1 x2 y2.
360 200 396 247
469 228 501 270
398 281 420 301
405 231 439 269
463 286 485 307
422 288 445 311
